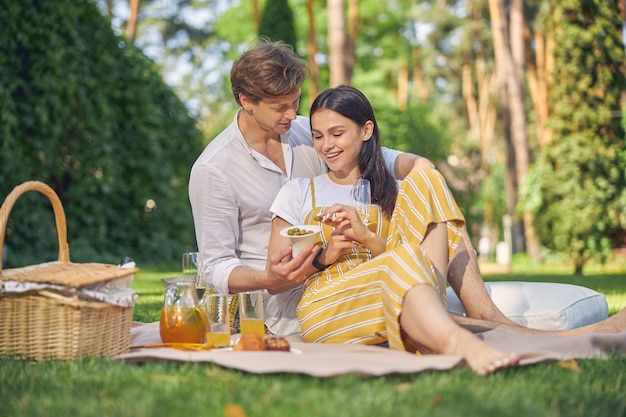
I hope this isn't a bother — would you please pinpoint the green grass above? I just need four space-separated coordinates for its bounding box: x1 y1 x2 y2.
2 261 626 417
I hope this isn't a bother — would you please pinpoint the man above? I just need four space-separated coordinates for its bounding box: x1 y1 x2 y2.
189 40 625 336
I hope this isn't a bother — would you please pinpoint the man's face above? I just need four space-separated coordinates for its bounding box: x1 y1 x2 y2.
242 90 301 136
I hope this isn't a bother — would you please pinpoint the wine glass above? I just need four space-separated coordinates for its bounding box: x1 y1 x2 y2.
182 251 203 298
352 178 371 265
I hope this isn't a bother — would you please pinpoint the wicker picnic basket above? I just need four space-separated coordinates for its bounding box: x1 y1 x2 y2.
0 181 138 360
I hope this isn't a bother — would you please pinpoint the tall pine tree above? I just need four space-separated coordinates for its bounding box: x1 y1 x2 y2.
258 0 297 49
531 0 626 273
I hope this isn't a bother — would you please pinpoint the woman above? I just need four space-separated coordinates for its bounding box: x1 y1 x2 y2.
268 85 520 375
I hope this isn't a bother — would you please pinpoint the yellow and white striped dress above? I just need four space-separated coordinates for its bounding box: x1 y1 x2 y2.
297 169 465 352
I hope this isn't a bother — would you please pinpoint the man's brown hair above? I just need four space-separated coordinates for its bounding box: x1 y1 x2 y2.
230 40 308 105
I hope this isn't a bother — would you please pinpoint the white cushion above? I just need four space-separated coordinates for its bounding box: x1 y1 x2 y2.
446 281 609 330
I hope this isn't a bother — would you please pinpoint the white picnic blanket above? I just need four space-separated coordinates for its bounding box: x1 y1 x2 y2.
117 322 626 377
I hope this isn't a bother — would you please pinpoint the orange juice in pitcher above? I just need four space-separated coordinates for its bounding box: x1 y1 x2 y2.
159 276 207 344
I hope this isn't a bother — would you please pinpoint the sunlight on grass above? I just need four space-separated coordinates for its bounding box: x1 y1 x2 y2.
131 257 626 320
509 253 626 275
131 269 177 322
606 294 626 315
4 260 625 417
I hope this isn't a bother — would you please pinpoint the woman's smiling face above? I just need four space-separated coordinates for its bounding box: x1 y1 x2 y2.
311 108 372 182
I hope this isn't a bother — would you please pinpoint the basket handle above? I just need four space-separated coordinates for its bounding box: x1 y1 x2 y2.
0 181 70 273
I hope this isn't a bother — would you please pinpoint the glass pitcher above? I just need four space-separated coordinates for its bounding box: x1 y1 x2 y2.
159 276 207 344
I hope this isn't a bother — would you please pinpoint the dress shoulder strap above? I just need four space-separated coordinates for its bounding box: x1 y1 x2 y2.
310 178 316 209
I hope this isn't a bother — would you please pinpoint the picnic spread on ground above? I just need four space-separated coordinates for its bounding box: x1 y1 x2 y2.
1 181 625 375
117 278 626 376
119 321 626 377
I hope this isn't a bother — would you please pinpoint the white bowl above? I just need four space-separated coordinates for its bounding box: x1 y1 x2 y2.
280 225 322 257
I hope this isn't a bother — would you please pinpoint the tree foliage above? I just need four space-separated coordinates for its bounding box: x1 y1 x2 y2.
528 0 626 273
0 0 204 267
127 0 231 140
91 1 626 268
258 0 298 48
374 102 450 164
101 0 475 234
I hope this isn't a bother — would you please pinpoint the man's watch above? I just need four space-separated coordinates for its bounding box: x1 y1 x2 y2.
312 247 330 271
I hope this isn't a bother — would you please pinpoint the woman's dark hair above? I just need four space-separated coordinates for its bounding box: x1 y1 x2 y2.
310 85 398 218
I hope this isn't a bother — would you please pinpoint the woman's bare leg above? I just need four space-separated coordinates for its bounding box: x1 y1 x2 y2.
400 284 520 375
411 222 519 374
447 228 514 323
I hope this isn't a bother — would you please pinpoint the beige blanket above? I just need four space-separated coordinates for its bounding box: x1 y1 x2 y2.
117 322 626 377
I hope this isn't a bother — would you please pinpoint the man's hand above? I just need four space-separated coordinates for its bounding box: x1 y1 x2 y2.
265 245 319 294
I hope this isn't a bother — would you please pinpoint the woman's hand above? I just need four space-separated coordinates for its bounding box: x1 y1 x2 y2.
319 204 370 243
320 228 359 265
319 204 386 259
316 204 376 264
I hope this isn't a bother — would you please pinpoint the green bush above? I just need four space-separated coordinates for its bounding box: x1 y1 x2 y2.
0 0 204 268
528 0 626 274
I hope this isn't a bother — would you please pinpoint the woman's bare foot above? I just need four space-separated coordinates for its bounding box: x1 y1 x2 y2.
401 284 522 375
473 352 520 376
453 331 521 375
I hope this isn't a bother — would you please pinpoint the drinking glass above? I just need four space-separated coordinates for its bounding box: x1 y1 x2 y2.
352 178 371 264
200 293 231 348
182 251 204 298
238 290 265 340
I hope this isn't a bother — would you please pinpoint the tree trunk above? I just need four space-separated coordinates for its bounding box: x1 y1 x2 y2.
398 64 408 110
328 0 348 86
125 0 141 41
344 0 358 84
489 0 541 258
488 0 516 220
462 63 479 142
510 0 541 259
480 74 499 159
470 0 494 158
618 1 626 109
527 30 551 149
252 0 261 31
106 0 113 20
468 1 500 234
574 259 584 275
412 46 428 100
305 0 319 103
